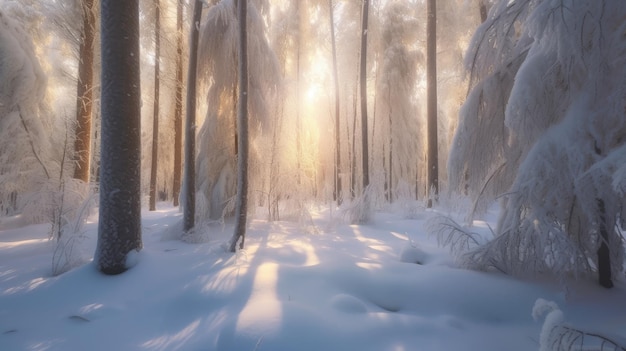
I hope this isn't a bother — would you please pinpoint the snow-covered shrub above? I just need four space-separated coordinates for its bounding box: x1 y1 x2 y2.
51 183 97 275
393 180 423 220
342 184 374 224
429 215 488 257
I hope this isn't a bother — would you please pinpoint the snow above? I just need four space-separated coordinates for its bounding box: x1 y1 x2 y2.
1 204 625 351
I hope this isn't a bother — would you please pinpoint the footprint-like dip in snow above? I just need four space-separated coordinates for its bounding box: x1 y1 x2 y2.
330 293 368 314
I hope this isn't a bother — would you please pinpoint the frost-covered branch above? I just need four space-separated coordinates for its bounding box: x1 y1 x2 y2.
533 299 626 351
428 215 485 256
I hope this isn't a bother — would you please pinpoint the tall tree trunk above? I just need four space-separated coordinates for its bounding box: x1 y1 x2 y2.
149 0 161 211
351 89 357 199
295 1 303 187
597 200 613 288
172 0 184 207
359 0 370 192
183 0 203 232
426 0 438 207
229 0 249 252
73 0 96 183
268 92 283 221
96 0 142 275
329 0 342 205
388 87 393 203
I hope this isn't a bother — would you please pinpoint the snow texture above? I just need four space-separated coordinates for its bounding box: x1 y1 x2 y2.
1 204 625 351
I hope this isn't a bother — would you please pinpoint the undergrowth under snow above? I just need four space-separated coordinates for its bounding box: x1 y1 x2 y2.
1 204 625 351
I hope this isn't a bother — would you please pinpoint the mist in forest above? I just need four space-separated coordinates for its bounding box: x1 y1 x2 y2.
0 0 479 224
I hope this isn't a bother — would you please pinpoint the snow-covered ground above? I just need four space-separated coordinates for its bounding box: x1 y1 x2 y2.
1 204 625 351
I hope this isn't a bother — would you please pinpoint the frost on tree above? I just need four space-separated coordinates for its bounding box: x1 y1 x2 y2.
451 0 626 285
448 0 534 217
0 9 51 217
374 1 421 203
195 0 279 222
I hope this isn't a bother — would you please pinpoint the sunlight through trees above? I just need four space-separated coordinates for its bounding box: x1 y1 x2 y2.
3 0 625 288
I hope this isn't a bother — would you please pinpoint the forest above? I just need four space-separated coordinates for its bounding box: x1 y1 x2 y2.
1 0 626 350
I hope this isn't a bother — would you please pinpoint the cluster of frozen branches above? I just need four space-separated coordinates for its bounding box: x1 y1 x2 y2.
448 0 626 283
0 6 53 219
533 299 626 351
195 0 280 222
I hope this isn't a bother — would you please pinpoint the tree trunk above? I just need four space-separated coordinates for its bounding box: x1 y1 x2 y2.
229 0 249 252
387 87 393 203
351 90 357 199
96 0 142 275
295 1 303 187
172 0 184 207
597 199 613 288
329 0 342 205
149 0 161 211
426 0 438 207
72 0 96 183
183 0 203 232
359 0 370 192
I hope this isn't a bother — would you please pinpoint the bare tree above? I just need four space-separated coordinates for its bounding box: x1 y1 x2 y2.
182 0 203 232
229 0 249 252
426 0 438 207
329 0 342 205
95 0 142 275
359 0 370 192
149 0 161 211
72 0 97 183
172 0 184 207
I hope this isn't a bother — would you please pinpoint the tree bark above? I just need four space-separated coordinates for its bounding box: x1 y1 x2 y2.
229 0 249 252
172 0 184 207
388 84 393 203
72 0 96 183
351 90 357 199
426 0 438 207
329 0 342 205
96 0 142 275
183 0 203 232
597 199 613 288
359 0 370 192
149 0 161 211
295 1 303 187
